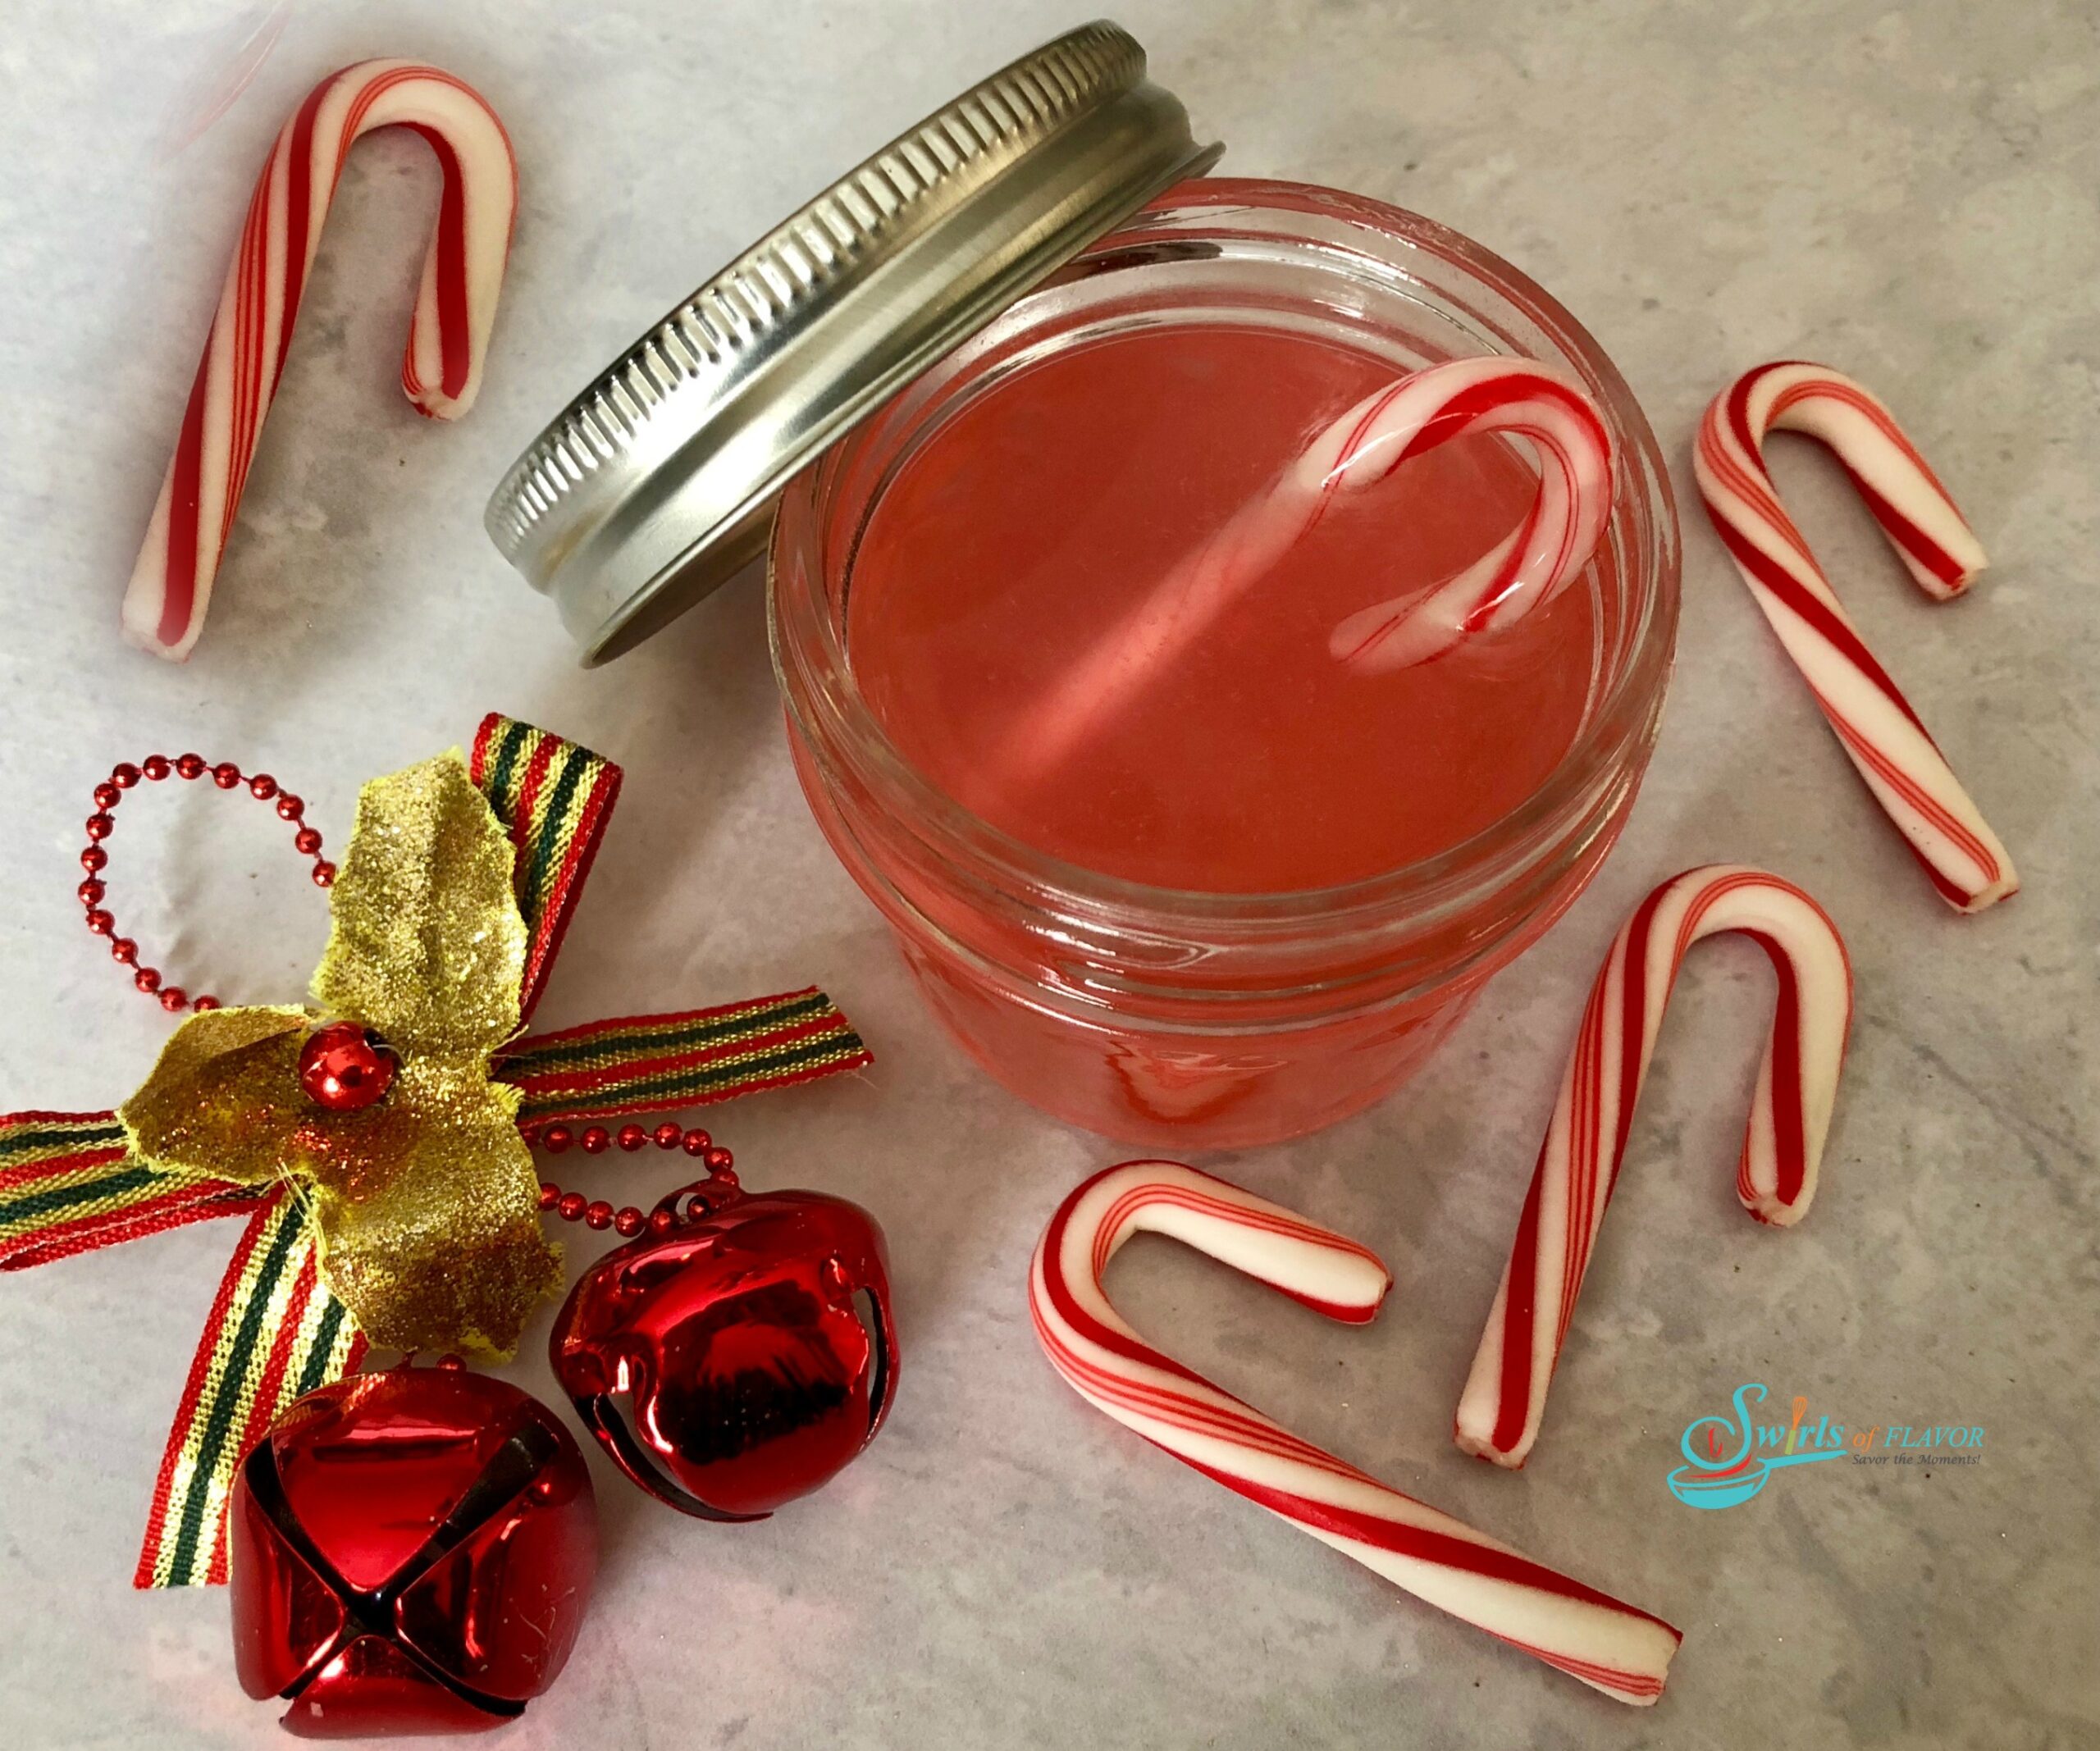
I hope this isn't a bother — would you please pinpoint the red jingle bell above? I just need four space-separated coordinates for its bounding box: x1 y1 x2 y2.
550 1177 897 1520
229 1360 596 1738
297 1021 397 1112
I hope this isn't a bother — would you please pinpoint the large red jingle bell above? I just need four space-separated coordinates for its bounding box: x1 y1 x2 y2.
229 1359 596 1738
550 1178 897 1520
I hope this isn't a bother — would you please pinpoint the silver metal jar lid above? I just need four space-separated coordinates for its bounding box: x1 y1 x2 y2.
485 20 1220 663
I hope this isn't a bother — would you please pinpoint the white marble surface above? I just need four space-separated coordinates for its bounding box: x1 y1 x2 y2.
2 2 2097 1746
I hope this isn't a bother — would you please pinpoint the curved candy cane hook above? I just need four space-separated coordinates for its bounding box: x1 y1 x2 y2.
1322 357 1616 672
1456 866 1854 1471
1032 1160 1682 1705
1006 358 1616 783
123 59 519 661
1694 361 2016 911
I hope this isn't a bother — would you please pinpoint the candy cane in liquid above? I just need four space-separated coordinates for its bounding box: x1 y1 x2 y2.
847 325 1602 895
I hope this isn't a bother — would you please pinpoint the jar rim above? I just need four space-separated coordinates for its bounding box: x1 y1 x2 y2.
770 176 1680 934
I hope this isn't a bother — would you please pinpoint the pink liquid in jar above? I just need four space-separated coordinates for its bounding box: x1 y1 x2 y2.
846 325 1597 895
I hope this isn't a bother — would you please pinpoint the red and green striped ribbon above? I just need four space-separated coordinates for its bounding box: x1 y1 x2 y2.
4 714 872 1588
134 1188 366 1588
0 1113 362 1588
0 1110 257 1271
500 989 873 1124
470 712 622 1024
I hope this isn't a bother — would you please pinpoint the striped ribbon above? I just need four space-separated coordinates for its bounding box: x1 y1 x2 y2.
470 713 622 1022
2 714 871 1586
0 1110 256 1270
502 991 872 1124
135 1188 367 1587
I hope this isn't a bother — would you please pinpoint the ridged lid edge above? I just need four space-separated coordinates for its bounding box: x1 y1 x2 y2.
485 21 1157 571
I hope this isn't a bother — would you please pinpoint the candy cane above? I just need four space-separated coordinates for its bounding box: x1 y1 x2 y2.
122 59 518 661
1007 357 1616 781
1693 361 2016 911
1322 358 1617 670
1032 1160 1682 1706
1456 866 1853 1471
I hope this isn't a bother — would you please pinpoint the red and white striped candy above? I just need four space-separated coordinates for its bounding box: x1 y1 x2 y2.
1693 361 2016 911
1320 357 1616 672
1455 866 1853 1471
1011 357 1616 778
1032 1160 1682 1706
122 59 518 662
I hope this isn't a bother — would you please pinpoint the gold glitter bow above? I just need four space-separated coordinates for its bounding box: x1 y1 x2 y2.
119 750 558 1357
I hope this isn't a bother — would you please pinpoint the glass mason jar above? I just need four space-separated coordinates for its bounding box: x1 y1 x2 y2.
774 177 1678 1149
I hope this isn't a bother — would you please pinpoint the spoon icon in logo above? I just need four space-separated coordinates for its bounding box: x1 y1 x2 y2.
1668 1383 1847 1510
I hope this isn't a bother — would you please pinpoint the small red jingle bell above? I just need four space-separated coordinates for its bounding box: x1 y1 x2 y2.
550 1177 897 1520
230 1359 596 1738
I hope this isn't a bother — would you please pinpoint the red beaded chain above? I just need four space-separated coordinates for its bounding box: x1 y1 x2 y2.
80 755 332 1013
527 1121 737 1239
